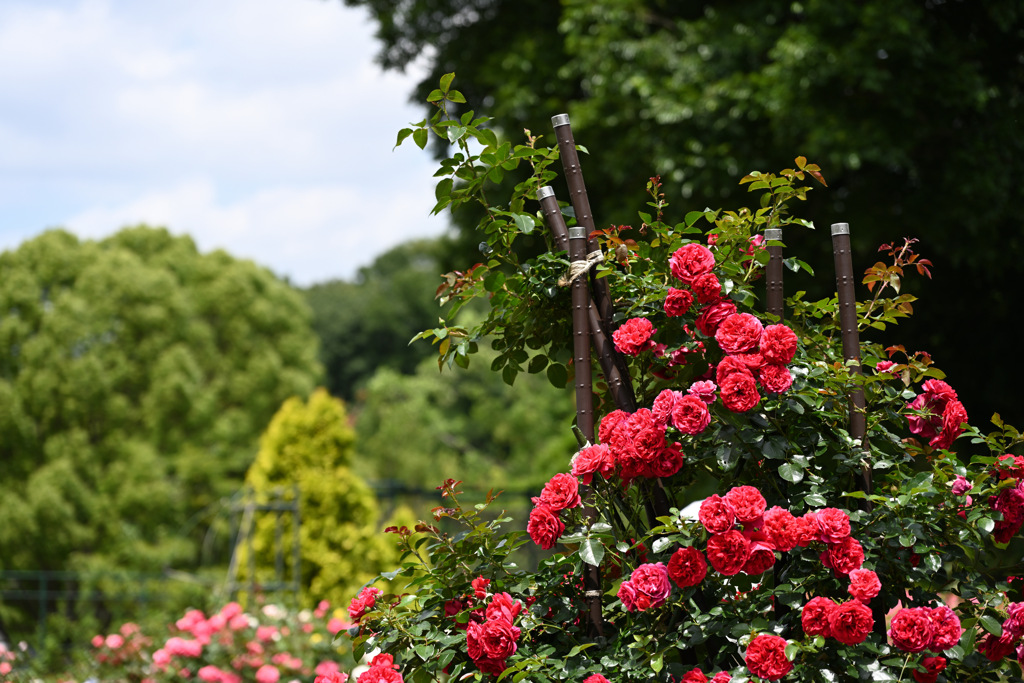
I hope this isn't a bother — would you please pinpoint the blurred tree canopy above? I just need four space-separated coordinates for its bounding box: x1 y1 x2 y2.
0 226 322 575
341 0 1024 426
304 239 450 401
244 388 399 606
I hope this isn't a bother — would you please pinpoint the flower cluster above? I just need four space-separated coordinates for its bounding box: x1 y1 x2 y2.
744 634 793 681
466 592 524 674
906 379 968 450
977 601 1024 664
990 455 1024 543
352 653 402 683
348 586 383 623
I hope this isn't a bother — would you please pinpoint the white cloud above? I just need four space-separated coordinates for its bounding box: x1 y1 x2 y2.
0 0 448 284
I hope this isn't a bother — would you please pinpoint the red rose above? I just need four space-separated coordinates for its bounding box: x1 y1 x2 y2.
732 352 765 371
715 313 764 354
742 531 777 576
744 634 793 681
669 243 716 283
930 399 967 450
698 495 736 534
598 410 630 445
695 301 737 337
793 514 819 547
716 356 754 385
630 562 672 609
710 674 731 683
652 389 681 425
758 363 793 394
527 505 564 549
485 593 522 623
539 473 581 511
847 568 881 603
828 600 874 645
814 508 851 544
912 656 947 683
681 668 708 683
706 530 750 576
472 576 490 599
890 607 936 653
348 586 382 622
671 394 712 435
720 372 761 412
907 379 957 442
478 618 519 660
664 287 694 317
820 536 864 575
650 442 685 478
762 506 800 552
571 444 614 485
929 606 962 651
759 324 798 364
995 453 1024 480
613 317 656 356
667 546 708 588
978 632 1017 662
802 596 836 637
691 272 721 304
724 485 767 523
583 676 610 683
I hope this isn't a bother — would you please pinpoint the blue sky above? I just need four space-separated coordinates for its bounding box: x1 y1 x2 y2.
0 0 445 285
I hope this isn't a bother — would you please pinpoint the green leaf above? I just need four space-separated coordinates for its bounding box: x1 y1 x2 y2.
546 363 567 388
779 462 804 483
898 534 915 548
447 90 467 103
439 72 455 93
512 213 535 234
804 493 826 507
980 615 1003 636
413 128 429 150
415 644 435 661
426 88 444 103
579 538 605 567
978 517 996 534
528 355 549 373
650 653 663 673
395 128 414 148
447 125 468 143
784 643 800 660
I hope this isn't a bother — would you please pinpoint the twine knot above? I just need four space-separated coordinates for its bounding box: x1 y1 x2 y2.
558 250 605 287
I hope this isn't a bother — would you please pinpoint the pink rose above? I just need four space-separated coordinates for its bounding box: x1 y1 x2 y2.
671 394 712 435
715 313 764 354
669 243 716 283
664 288 694 316
527 504 564 549
255 665 280 683
613 317 656 356
314 672 349 683
745 634 793 681
471 576 491 598
687 380 718 404
539 473 581 510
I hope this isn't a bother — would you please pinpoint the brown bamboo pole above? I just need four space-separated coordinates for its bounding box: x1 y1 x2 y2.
765 228 784 320
831 223 871 495
538 187 636 413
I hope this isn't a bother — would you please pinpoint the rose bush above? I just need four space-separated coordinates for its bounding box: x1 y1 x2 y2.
345 75 1023 683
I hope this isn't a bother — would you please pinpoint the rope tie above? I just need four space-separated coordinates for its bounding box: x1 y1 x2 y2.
558 250 604 287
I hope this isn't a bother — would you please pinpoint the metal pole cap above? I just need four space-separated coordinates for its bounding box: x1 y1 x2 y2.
764 228 783 241
568 226 587 239
551 113 571 128
831 222 850 236
536 186 556 201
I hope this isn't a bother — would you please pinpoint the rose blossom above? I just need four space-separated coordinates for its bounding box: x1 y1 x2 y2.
820 536 864 575
613 317 656 356
912 656 947 683
890 607 936 653
827 600 874 645
710 674 731 683
706 530 751 576
759 324 798 364
681 668 708 683
695 301 737 337
951 475 972 495
538 473 581 510
716 355 754 384
671 395 712 435
720 371 760 412
759 363 794 394
744 634 793 681
485 593 523 623
691 272 722 304
651 389 680 425
527 504 564 549
762 506 800 552
688 380 718 404
619 563 672 611
732 352 765 371
847 568 881 602
669 243 716 283
724 486 767 523
598 410 630 444
314 672 349 683
583 676 610 683
929 606 962 651
930 399 967 450
715 313 764 354
357 654 404 683
478 618 520 660
664 287 695 317
907 379 957 442
571 444 614 485
814 508 851 543
698 495 736 534
802 597 836 637
742 531 777 575
348 586 382 622
255 665 280 683
667 546 708 588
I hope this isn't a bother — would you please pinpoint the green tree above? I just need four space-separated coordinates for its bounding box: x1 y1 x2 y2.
341 0 1024 426
244 388 397 607
0 226 322 576
304 239 450 401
